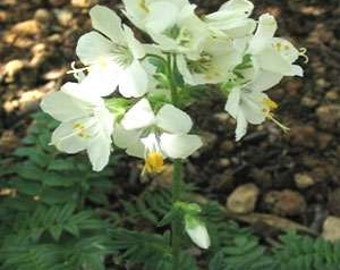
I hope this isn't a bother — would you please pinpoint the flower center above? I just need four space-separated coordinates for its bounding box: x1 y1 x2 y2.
139 0 149 13
110 44 133 67
72 122 91 138
143 151 164 174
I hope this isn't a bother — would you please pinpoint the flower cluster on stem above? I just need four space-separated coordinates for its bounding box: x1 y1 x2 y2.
40 0 305 252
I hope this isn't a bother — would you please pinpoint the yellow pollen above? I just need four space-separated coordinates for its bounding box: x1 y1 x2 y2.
274 42 282 52
72 123 89 138
143 151 164 174
139 0 149 13
261 98 290 133
263 97 278 111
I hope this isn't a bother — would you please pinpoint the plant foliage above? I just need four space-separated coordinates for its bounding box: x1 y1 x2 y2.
1 113 340 270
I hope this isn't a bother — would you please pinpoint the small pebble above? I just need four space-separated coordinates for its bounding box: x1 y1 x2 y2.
264 189 306 216
226 183 259 214
294 173 315 189
322 216 340 242
71 0 98 8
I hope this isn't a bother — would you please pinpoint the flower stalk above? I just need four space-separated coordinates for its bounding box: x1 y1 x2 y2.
171 159 182 270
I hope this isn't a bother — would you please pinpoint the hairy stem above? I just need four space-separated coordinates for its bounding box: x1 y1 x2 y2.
167 53 183 269
171 159 182 270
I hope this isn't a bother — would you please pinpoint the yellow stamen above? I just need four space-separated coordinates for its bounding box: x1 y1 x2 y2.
299 47 309 64
261 98 290 133
143 151 164 174
72 122 90 138
263 97 278 111
139 0 149 13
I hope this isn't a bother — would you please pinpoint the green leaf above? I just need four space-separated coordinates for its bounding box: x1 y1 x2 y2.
16 164 45 181
49 225 63 241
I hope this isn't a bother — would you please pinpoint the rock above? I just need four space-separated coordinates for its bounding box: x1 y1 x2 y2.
285 79 303 96
34 9 51 24
294 173 315 189
250 168 272 190
322 216 340 242
55 9 73 27
328 188 340 216
220 140 235 152
289 126 317 148
71 0 98 8
201 131 218 151
226 183 260 214
3 60 26 82
217 158 231 168
0 130 20 153
317 132 332 150
301 96 318 108
316 105 340 132
325 89 339 102
264 189 306 216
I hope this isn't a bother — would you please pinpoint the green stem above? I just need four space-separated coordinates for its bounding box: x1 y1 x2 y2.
171 159 182 270
166 52 183 269
167 54 179 107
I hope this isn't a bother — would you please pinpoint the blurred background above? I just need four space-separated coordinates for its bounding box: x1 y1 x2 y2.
0 0 339 238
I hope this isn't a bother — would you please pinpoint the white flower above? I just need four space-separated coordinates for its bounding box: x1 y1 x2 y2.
40 80 114 171
123 0 209 59
225 70 287 141
185 215 210 249
204 0 256 38
113 98 202 173
122 0 191 33
76 5 148 98
248 13 304 77
176 36 243 85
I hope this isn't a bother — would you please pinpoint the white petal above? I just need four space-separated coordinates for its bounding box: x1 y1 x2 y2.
235 111 248 141
118 60 148 98
89 5 125 44
145 2 179 33
113 124 140 149
51 121 91 153
123 25 145 59
185 217 210 249
256 48 295 76
156 104 193 134
224 87 241 119
160 134 202 159
87 136 112 171
126 139 145 158
176 55 196 85
97 107 115 138
207 0 254 21
251 70 283 92
76 31 115 65
82 62 120 97
206 0 255 37
291 64 304 77
272 38 300 63
121 98 155 130
121 0 148 29
40 88 90 122
241 92 266 124
249 13 277 54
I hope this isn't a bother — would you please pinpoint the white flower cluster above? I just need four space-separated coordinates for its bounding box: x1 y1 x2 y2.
41 0 305 172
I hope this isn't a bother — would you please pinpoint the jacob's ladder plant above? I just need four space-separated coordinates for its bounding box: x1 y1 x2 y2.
40 0 307 268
